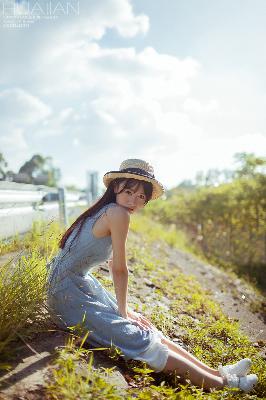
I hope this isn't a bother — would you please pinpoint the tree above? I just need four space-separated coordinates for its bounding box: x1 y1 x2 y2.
18 154 61 186
0 152 8 180
177 179 195 189
220 168 235 183
195 171 205 187
205 168 222 186
234 152 266 178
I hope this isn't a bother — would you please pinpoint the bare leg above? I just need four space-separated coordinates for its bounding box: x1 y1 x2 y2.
162 349 227 391
161 337 220 377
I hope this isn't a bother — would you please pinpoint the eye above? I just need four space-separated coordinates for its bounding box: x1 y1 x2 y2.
125 190 132 195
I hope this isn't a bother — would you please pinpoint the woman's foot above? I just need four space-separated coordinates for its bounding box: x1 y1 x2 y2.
219 358 251 377
225 373 258 393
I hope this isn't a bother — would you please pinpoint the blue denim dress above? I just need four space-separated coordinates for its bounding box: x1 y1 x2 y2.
46 202 168 372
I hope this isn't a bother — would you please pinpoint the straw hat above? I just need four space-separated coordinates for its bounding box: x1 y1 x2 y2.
103 158 165 200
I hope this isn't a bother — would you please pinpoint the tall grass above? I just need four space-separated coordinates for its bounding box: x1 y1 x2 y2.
0 251 46 352
0 219 62 357
47 334 126 400
130 213 191 251
0 232 21 256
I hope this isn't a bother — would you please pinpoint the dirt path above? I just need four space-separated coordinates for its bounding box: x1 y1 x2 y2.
153 241 266 353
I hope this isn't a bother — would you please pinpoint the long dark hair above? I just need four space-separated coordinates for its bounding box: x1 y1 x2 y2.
59 177 153 249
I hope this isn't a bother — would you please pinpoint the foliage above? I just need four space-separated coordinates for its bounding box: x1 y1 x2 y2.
47 335 125 400
0 220 62 357
0 151 8 180
18 154 61 186
144 173 266 292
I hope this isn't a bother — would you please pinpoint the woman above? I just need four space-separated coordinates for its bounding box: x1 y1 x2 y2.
46 158 258 393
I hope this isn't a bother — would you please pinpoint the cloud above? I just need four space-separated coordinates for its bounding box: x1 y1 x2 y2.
156 131 266 188
0 17 202 163
0 88 51 126
0 0 264 189
0 127 28 149
183 98 220 115
0 128 29 172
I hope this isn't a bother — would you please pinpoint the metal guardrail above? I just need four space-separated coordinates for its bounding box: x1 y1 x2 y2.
0 181 89 240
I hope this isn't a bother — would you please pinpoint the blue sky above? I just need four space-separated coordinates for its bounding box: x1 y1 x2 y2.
0 0 265 191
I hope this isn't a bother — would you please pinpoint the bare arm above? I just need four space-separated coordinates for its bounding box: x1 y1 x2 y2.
108 258 113 279
106 208 153 329
106 206 130 318
112 269 129 318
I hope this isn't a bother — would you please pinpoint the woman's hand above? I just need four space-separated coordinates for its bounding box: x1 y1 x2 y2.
127 310 154 330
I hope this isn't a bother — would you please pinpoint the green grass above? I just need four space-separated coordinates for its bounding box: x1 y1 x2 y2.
0 213 265 398
0 232 22 256
0 219 62 358
130 212 266 314
47 334 126 400
130 214 191 252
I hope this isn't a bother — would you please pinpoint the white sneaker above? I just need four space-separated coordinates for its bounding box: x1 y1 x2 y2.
218 358 252 377
225 373 258 393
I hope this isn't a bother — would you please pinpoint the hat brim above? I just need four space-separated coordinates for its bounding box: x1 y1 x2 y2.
103 171 164 200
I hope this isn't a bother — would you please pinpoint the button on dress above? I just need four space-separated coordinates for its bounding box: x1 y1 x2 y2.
46 202 169 372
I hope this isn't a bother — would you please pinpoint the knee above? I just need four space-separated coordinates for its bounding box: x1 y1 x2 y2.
161 351 177 372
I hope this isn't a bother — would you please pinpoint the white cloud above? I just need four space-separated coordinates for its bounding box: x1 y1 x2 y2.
0 0 265 189
73 137 80 147
183 98 220 115
0 128 29 172
0 128 28 149
156 131 266 189
0 88 51 126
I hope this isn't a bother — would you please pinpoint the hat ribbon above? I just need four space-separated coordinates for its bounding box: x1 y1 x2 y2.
120 167 155 179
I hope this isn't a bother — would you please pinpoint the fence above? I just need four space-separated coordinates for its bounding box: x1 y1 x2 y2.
0 181 89 240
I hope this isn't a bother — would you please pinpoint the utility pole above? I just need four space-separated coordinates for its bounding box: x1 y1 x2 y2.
86 171 99 204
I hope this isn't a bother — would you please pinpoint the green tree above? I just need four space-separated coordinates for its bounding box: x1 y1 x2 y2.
0 152 8 180
19 154 61 186
234 152 266 178
177 179 195 189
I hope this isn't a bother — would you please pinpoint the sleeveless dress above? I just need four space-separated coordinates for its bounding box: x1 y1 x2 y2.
46 202 169 372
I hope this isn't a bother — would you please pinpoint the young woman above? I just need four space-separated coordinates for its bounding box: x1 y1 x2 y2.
46 158 258 393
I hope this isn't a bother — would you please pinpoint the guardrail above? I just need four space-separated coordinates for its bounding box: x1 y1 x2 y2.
0 181 89 240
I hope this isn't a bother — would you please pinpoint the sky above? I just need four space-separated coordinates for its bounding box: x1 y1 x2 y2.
0 0 265 192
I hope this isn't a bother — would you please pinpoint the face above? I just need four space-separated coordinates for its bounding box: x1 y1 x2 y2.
114 181 147 214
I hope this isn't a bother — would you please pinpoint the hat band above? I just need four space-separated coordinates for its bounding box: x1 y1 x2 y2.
120 167 155 179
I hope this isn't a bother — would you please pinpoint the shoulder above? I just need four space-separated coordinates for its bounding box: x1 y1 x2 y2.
106 203 130 219
105 203 130 227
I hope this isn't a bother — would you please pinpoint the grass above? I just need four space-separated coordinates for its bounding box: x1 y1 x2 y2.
129 214 191 251
0 232 21 256
131 212 266 314
47 334 126 400
0 212 265 398
0 219 62 358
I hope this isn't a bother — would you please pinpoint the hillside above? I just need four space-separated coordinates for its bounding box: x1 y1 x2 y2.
0 216 265 399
